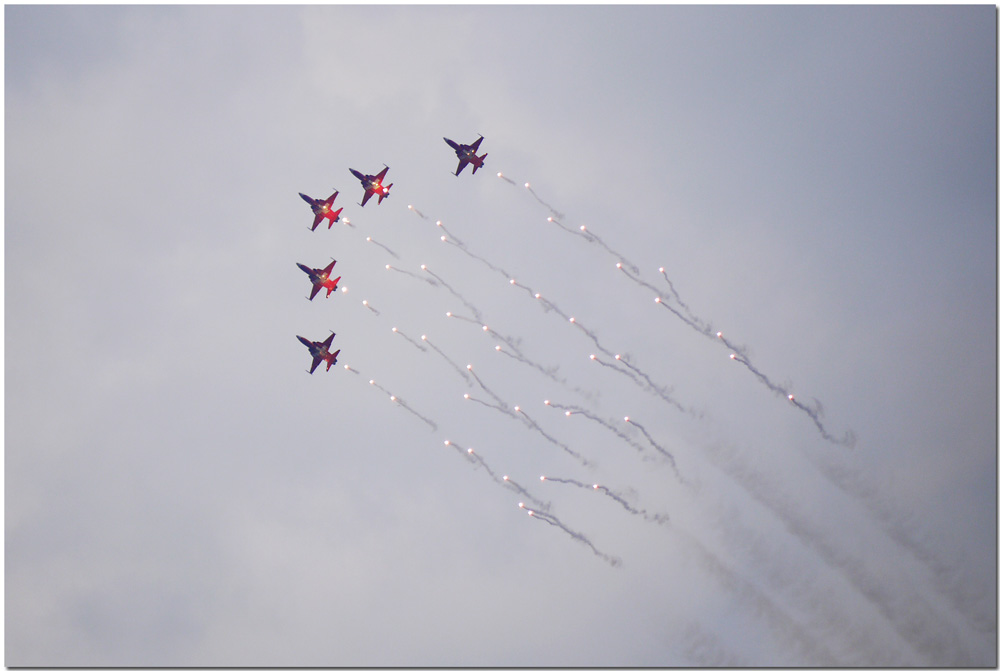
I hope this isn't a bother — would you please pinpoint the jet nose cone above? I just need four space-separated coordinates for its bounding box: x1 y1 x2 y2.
296 263 309 272
297 335 310 346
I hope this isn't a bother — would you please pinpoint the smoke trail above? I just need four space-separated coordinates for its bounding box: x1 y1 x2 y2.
658 266 702 325
612 352 686 413
342 364 360 375
445 311 480 326
496 171 517 185
361 299 381 316
442 235 516 282
518 502 621 567
464 392 516 420
513 406 589 466
523 182 565 219
543 400 646 455
539 475 669 524
420 335 473 386
423 265 483 321
386 264 438 288
443 441 548 510
407 204 428 219
367 379 437 431
365 235 400 259
622 416 681 477
391 327 428 352
433 220 467 249
492 344 570 387
729 353 856 447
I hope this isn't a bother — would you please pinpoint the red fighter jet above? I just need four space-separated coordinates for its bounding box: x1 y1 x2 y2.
298 190 343 230
297 332 340 374
444 135 487 176
297 259 341 300
350 165 392 206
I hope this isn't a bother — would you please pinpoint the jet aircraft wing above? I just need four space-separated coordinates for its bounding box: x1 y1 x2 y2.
309 356 322 374
360 189 374 207
470 136 484 152
311 213 325 230
309 284 322 301
375 166 389 182
322 332 336 349
324 192 338 207
455 159 469 176
322 260 337 275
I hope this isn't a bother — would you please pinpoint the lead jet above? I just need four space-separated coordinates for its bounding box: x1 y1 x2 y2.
349 165 392 206
297 332 340 374
444 135 487 176
299 190 343 230
297 259 341 300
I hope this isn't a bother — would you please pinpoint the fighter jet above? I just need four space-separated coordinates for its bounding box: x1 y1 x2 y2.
349 165 392 206
297 332 340 374
444 135 487 176
299 191 343 230
297 259 341 300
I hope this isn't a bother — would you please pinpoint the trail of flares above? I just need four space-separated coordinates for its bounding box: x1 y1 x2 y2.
391 326 428 352
496 171 517 185
420 335 472 386
365 235 399 259
360 299 381 316
543 400 646 455
443 440 548 509
433 220 467 249
518 502 621 567
422 264 483 321
367 378 437 431
406 204 428 220
442 235 516 282
539 475 669 525
611 351 685 412
658 266 701 325
385 263 438 288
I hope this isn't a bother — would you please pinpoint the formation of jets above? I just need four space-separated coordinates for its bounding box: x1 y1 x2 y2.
295 135 487 373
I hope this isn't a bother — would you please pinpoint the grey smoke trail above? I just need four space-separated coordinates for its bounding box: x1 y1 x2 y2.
658 266 702 325
386 264 438 288
543 400 646 455
729 353 856 447
442 235 516 283
433 220 467 249
391 327 427 352
464 365 508 409
539 475 669 524
496 171 517 185
519 502 621 567
407 204 428 219
622 416 681 477
342 364 360 375
361 299 381 316
421 335 473 386
365 235 400 259
612 352 686 413
523 182 565 219
464 392 516 420
423 265 483 321
513 406 589 466
444 441 548 510
493 345 570 387
446 311 480 326
367 379 437 431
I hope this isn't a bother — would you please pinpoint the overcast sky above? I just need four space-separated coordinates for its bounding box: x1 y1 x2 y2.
6 4 996 666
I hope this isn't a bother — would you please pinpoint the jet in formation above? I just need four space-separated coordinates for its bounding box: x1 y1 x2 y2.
444 135 487 176
298 259 341 300
299 190 343 230
298 332 340 374
350 166 392 206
